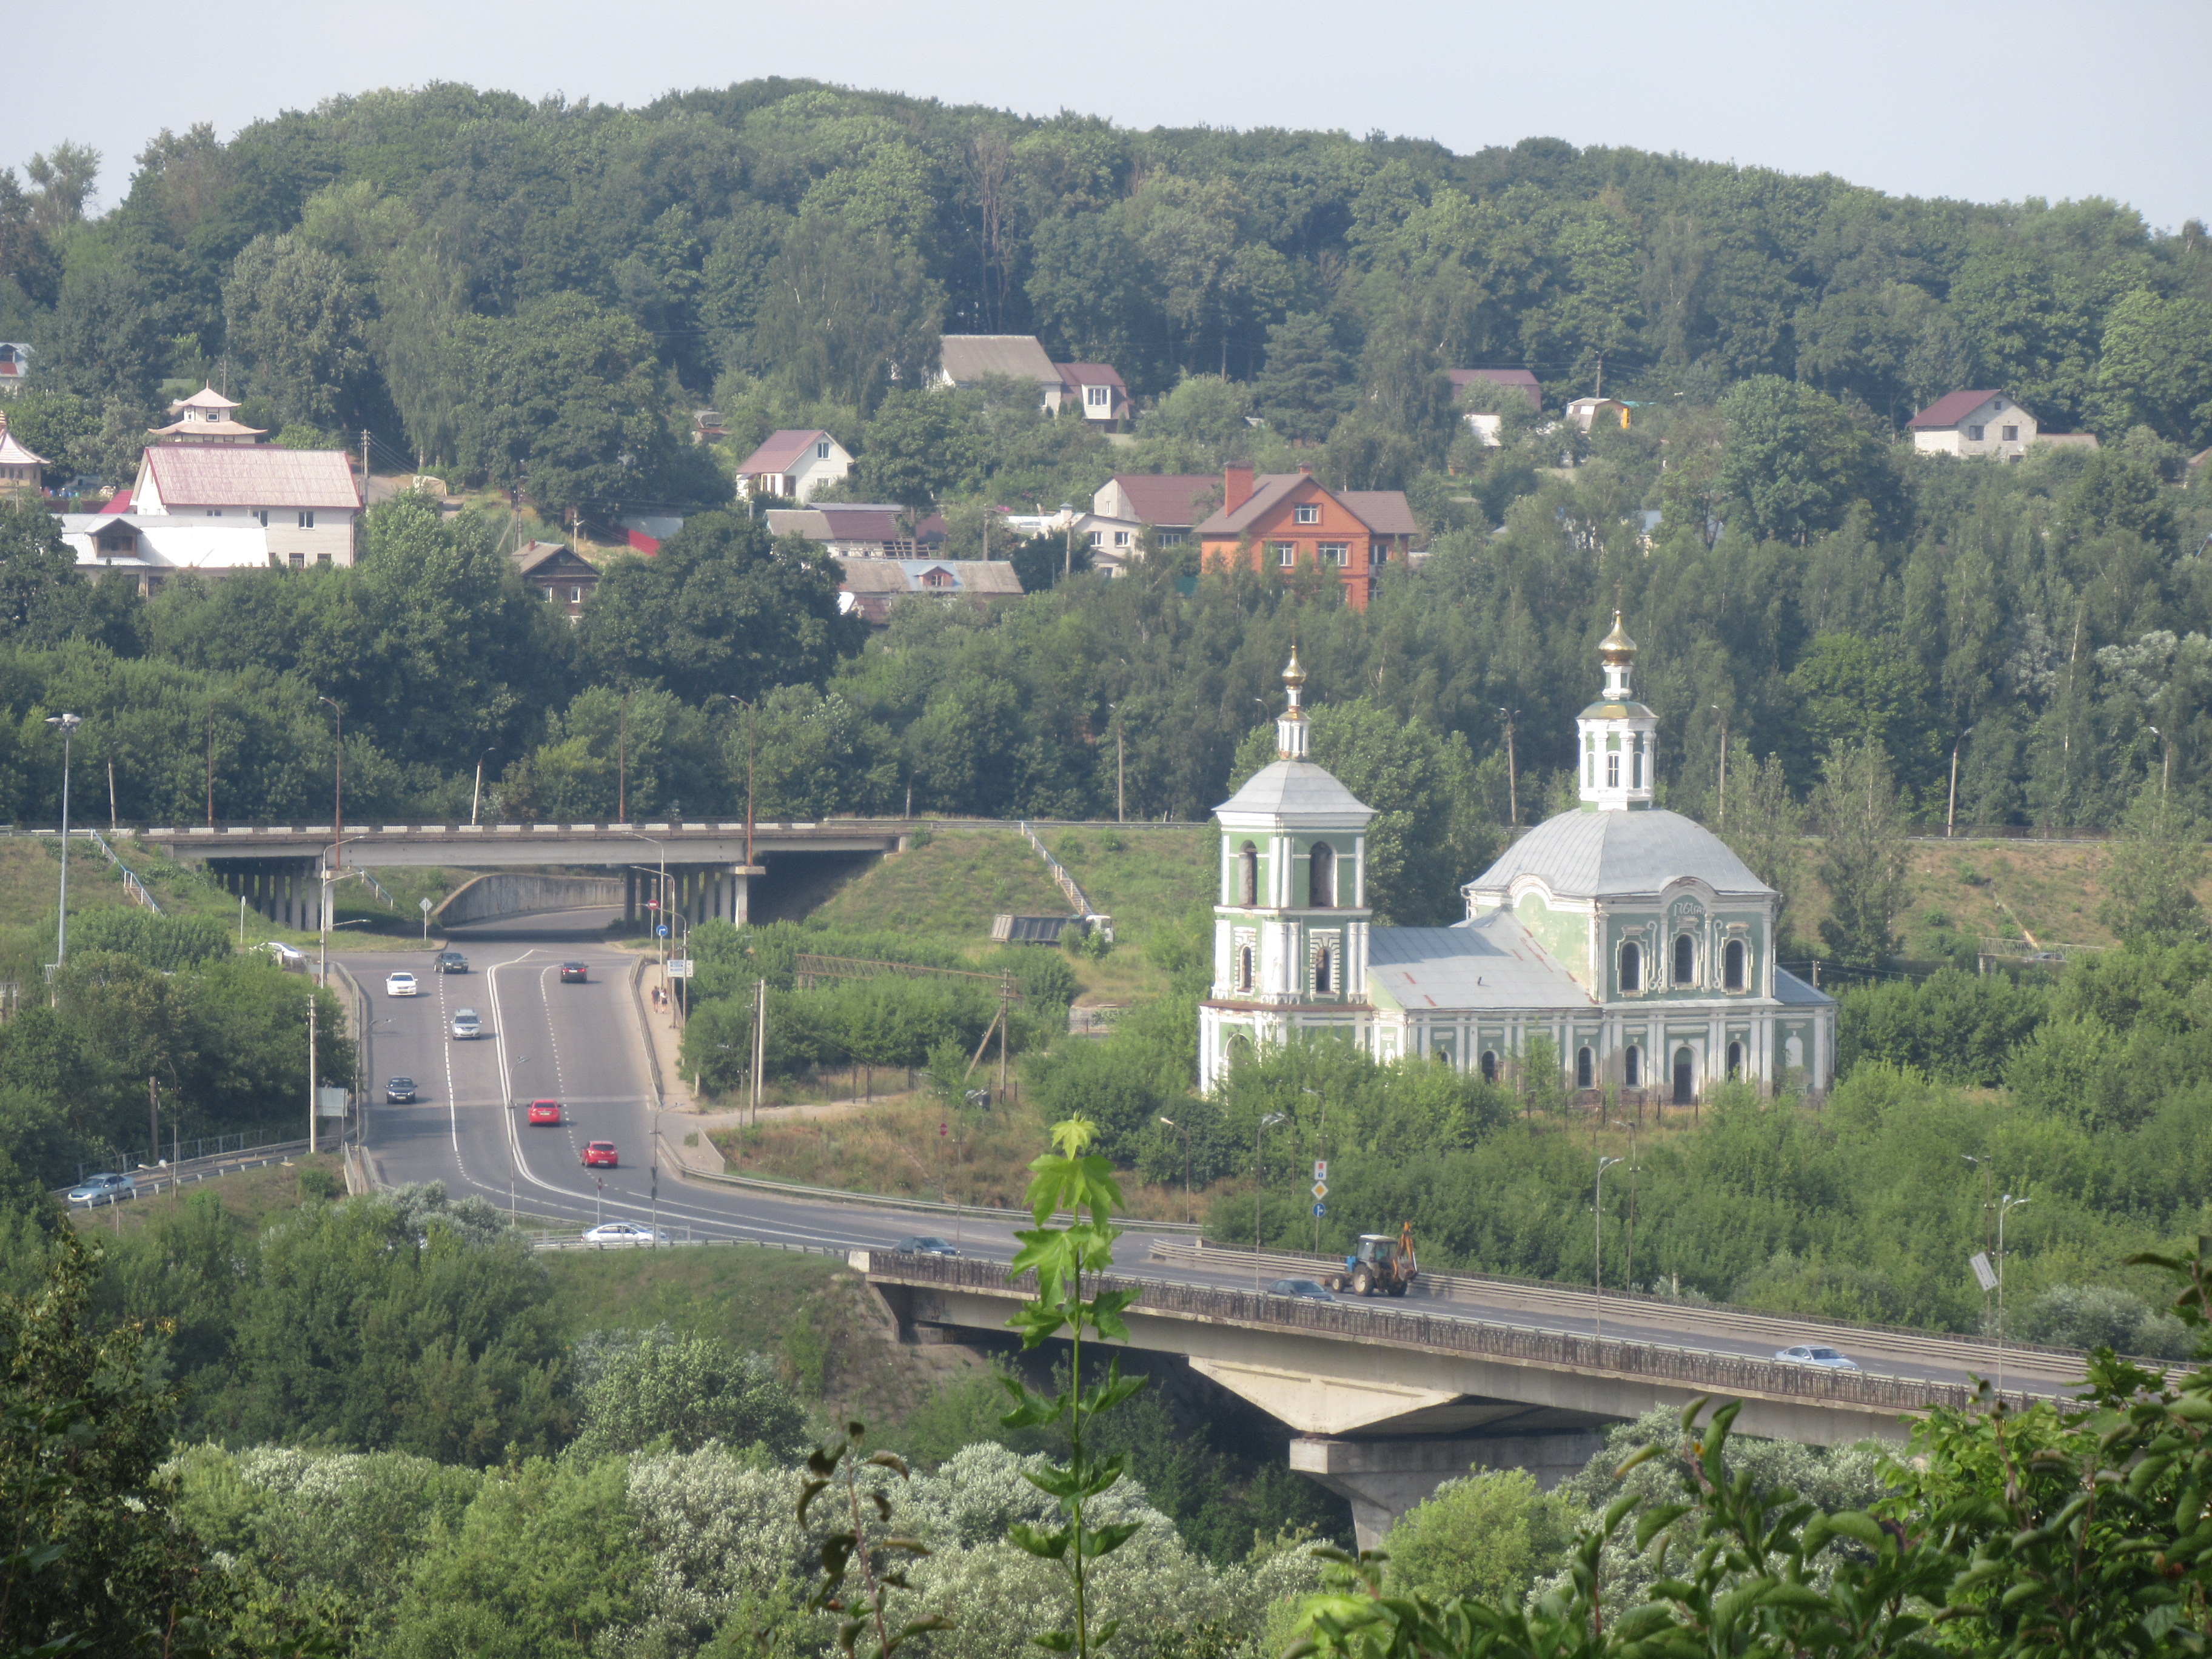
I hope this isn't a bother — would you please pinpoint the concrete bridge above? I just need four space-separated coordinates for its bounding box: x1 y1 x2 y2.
857 1249 2083 1546
125 819 911 931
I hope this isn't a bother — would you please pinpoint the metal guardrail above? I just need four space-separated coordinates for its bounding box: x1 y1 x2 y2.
83 830 163 914
1016 820 1094 917
55 1136 313 1199
866 1252 2068 1415
682 1163 1201 1233
531 1232 850 1257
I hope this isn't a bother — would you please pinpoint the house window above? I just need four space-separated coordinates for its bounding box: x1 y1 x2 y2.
1624 1045 1640 1087
1238 842 1258 907
1113 531 1130 546
316 553 332 568
1272 542 1296 566
2002 425 2019 442
1577 1045 1594 1088
1432 1036 1455 1067
254 509 269 526
287 552 304 568
1318 543 1347 565
1085 385 1109 409
569 586 584 603
1606 752 1620 788
1632 738 1644 788
1293 504 1319 525
1238 945 1254 991
1309 842 1335 908
1966 424 1984 441
1372 545 1387 563
205 508 221 517
1674 934 1696 987
1314 947 1332 995
298 511 315 528
1480 1050 1497 1082
1087 531 1102 548
1724 938 1746 991
816 441 830 459
1620 940 1642 993
1158 531 1185 546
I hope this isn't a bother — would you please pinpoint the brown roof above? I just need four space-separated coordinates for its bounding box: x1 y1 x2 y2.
1110 474 1216 526
1196 473 1305 535
1057 362 1127 392
1193 474 1417 539
1448 368 1541 403
840 559 1023 595
735 428 837 475
1338 491 1420 537
1908 390 2006 429
938 335 1061 386
141 445 360 509
512 540 595 578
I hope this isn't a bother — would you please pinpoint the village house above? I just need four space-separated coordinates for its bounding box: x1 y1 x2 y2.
1907 391 2037 458
732 429 854 501
147 386 267 445
1195 464 1417 612
1565 395 1630 434
766 503 940 560
1449 368 1541 446
0 344 32 392
837 558 1024 625
1074 474 1218 575
1057 362 1130 429
129 443 361 568
937 336 1130 426
512 540 600 619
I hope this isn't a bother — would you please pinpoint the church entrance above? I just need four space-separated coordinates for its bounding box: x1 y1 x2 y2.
1672 1047 1694 1105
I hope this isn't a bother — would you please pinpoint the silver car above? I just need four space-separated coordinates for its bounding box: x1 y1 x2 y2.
1774 1344 1859 1370
450 1008 482 1040
67 1173 136 1207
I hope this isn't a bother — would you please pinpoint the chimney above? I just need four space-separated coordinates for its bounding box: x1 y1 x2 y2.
1224 464 1254 512
1296 462 1313 477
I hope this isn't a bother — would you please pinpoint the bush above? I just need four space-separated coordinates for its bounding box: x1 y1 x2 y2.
568 1328 810 1460
67 907 234 970
1837 967 2047 1085
2016 1283 2194 1359
1383 1469 1574 1604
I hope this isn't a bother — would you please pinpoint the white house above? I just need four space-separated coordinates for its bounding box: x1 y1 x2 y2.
732 429 854 501
1073 474 1218 577
130 444 361 567
1564 396 1630 434
1058 362 1129 427
62 514 277 591
937 335 1068 411
1908 391 2037 459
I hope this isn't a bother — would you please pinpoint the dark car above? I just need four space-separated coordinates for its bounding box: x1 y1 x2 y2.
437 950 468 973
893 1236 959 1256
559 961 588 983
581 1141 618 1168
386 1076 417 1104
1269 1278 1338 1302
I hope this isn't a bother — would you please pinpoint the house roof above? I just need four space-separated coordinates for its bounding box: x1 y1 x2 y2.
1908 390 2006 429
1057 362 1127 392
768 504 919 544
1466 808 1772 902
1215 759 1376 825
839 559 1022 595
735 428 838 475
1106 474 1216 527
140 445 360 509
172 386 244 414
1193 474 1418 539
0 416 47 468
938 334 1061 386
148 418 267 440
1448 368 1541 403
512 540 595 578
1367 912 1592 1014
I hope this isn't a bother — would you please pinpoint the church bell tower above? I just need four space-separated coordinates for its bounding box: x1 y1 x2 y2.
1578 612 1658 811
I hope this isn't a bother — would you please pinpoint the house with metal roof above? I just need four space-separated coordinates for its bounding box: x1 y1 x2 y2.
1198 626 1835 1103
733 428 854 501
147 386 267 446
130 443 361 567
836 558 1023 625
1907 391 2036 459
512 540 600 620
1194 464 1417 612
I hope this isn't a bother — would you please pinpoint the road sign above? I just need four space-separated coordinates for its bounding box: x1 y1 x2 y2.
1969 1252 1998 1292
1313 1159 1327 1181
418 897 432 913
665 959 694 978
316 1086 350 1118
1311 1181 1327 1201
656 924 669 937
1312 1202 1326 1218
939 1121 948 1138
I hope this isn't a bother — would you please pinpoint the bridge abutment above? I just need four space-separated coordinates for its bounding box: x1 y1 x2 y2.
1290 1433 1607 1550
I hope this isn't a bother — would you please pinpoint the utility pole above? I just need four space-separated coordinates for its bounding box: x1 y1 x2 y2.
472 749 493 826
360 429 370 499
207 707 216 827
149 1076 159 1182
1498 708 1518 828
307 990 318 1157
1594 1155 1622 1341
1997 1193 2030 1396
1253 1111 1285 1288
752 976 766 1125
1948 727 1974 837
618 696 628 823
47 712 81 979
1712 705 1727 825
107 758 116 835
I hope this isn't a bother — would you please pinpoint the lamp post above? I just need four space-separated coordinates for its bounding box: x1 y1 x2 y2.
1711 705 1727 825
1963 1153 1994 1332
1497 708 1519 827
1997 1193 2030 1395
1594 1155 1623 1341
1255 1111 1286 1289
1158 1115 1191 1226
1107 702 1125 824
471 748 495 826
2148 725 2171 797
1946 726 1974 837
317 697 344 868
45 712 81 976
1061 501 1075 580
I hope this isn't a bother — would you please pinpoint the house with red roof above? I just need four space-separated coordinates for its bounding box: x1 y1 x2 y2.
1195 465 1417 612
1074 474 1218 575
130 444 361 567
1908 391 2037 460
1058 362 1128 428
733 428 854 501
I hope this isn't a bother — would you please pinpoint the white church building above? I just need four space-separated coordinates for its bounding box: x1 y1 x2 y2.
1198 618 1836 1102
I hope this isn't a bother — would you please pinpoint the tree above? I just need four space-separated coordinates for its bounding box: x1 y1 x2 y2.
1717 375 1884 543
1253 313 1353 441
1382 1469 1574 1606
568 1329 808 1460
1714 743 1808 957
1811 738 1910 973
0 498 75 634
2098 783 2210 945
857 388 982 512
2093 287 2212 449
752 213 943 414
1948 240 2097 428
223 233 375 431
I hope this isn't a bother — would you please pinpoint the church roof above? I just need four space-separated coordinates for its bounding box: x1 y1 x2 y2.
1466 808 1772 900
1215 759 1375 823
1774 967 1835 1007
1367 911 1591 1011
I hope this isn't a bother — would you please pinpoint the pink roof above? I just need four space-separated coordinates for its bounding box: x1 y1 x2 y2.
99 488 132 513
1908 390 2005 429
736 428 836 475
1110 474 1216 526
1057 362 1128 392
1449 368 1541 402
141 445 360 509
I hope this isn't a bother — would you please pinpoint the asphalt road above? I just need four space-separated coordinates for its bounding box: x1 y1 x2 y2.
347 908 2086 1398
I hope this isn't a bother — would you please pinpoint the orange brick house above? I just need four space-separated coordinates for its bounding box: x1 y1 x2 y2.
1193 464 1416 611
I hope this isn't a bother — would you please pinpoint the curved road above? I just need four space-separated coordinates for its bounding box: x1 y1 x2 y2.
344 910 2087 1398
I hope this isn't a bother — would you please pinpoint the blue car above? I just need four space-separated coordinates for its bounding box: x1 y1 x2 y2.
67 1173 136 1207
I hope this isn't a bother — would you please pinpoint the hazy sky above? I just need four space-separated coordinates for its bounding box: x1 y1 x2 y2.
18 0 2208 230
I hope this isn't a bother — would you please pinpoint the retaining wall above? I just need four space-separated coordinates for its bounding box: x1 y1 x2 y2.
433 872 625 925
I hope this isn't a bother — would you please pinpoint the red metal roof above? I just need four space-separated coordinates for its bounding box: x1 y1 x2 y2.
141 445 360 509
1108 474 1216 526
735 428 836 475
1193 472 1418 539
1908 390 2005 429
1449 368 1541 402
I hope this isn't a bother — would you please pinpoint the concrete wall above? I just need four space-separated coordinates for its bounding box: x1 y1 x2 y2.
434 872 624 925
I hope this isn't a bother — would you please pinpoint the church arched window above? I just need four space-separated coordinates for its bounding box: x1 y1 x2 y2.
1576 1045 1594 1088
1314 946 1333 994
1724 938 1746 991
1238 842 1258 906
1480 1050 1497 1082
1309 841 1335 908
1238 945 1254 991
1673 934 1695 987
1727 1039 1744 1079
1619 940 1641 993
1624 1045 1640 1087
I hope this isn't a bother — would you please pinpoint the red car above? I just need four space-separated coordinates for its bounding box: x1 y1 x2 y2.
527 1100 562 1126
581 1141 618 1168
560 962 588 983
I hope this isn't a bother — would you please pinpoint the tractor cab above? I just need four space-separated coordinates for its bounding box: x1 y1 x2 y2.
1349 1235 1396 1266
1332 1223 1418 1296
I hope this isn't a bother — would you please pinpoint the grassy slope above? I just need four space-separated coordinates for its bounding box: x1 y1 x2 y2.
64 1153 352 1236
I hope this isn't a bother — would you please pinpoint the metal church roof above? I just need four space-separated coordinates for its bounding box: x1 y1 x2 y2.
1215 759 1375 823
1367 911 1592 1011
1466 808 1772 901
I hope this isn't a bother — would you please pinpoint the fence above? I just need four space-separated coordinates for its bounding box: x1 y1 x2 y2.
84 830 163 914
1016 820 1094 917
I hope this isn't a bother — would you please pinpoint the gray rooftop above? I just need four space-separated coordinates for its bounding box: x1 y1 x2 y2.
1774 967 1835 1007
1215 760 1375 823
1367 912 1592 1012
1467 808 1773 900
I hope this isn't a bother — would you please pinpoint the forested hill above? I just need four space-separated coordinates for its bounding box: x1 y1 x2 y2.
6 77 2209 472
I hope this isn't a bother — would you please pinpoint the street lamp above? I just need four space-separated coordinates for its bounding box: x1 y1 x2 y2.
1997 1193 2030 1395
1711 705 1727 825
1255 1111 1287 1289
45 712 81 974
1303 1087 1326 1253
1594 1155 1623 1341
1946 726 1974 837
1610 1119 1639 1293
317 697 344 868
1497 708 1520 827
2148 725 2171 797
471 748 496 826
1158 1115 1191 1227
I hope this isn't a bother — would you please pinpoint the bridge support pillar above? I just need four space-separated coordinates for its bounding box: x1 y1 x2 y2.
1290 1434 1606 1551
623 870 637 925
731 864 765 927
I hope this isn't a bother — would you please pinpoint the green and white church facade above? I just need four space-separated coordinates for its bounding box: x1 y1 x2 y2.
1198 619 1836 1100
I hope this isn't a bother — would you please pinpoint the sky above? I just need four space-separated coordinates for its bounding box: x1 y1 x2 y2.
13 0 2208 230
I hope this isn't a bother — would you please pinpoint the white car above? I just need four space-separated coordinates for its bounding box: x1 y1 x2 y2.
386 971 420 997
66 1173 136 1207
450 1008 481 1040
1774 1344 1860 1371
583 1221 659 1244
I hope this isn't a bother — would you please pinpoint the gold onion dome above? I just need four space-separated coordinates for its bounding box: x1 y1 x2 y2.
1282 646 1308 690
1598 611 1637 665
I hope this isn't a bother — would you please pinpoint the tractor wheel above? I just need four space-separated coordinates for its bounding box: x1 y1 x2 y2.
1387 1281 1407 1297
1352 1267 1373 1296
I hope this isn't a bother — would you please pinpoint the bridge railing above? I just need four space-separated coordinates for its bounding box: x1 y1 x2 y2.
865 1252 2065 1415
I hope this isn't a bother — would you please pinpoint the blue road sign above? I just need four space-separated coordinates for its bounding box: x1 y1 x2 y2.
657 924 669 937
1312 1202 1326 1218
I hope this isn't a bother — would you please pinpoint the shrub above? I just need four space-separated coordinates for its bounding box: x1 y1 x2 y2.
67 908 233 970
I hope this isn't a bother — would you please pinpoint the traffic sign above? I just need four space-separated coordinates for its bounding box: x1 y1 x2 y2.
939 1121 948 1138
418 897 432 913
1969 1252 1997 1292
1312 1202 1326 1218
1311 1181 1327 1201
665 959 694 978
1313 1159 1327 1181
656 924 669 937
